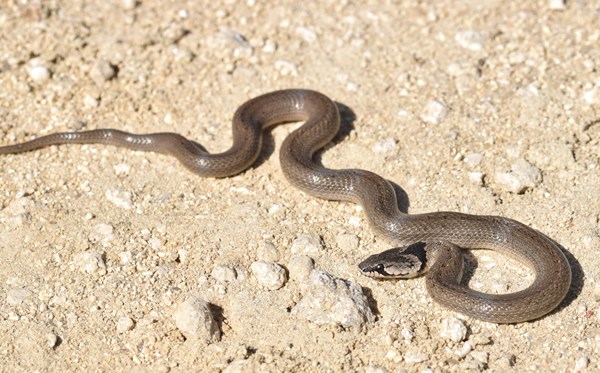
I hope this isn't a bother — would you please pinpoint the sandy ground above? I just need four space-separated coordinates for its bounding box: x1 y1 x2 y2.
1 0 599 372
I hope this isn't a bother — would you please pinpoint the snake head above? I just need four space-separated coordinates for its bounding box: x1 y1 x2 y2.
358 242 428 279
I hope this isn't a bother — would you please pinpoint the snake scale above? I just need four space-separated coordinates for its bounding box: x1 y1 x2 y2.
0 89 571 323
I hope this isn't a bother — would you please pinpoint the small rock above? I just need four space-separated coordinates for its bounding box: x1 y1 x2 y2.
287 255 314 282
257 241 279 262
371 138 396 153
90 59 117 85
421 99 448 124
385 349 403 363
464 153 483 168
291 269 374 328
6 288 32 305
404 352 428 364
120 0 137 9
440 317 468 342
173 297 221 342
250 261 287 290
274 60 298 76
116 316 135 333
46 333 59 348
494 158 542 194
211 265 237 283
548 0 566 10
574 356 589 371
365 365 389 373
455 30 485 51
471 350 489 364
336 233 360 251
0 197 33 226
105 188 133 209
296 26 317 43
82 94 99 109
290 234 323 256
28 65 50 83
92 223 114 246
582 86 600 105
73 252 106 275
468 172 484 186
454 341 473 358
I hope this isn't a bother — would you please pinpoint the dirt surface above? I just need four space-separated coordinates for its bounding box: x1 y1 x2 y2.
1 0 599 372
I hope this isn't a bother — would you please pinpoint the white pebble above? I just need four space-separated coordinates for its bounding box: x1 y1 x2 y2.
336 233 360 251
365 365 389 373
105 188 133 209
455 30 485 51
82 94 99 109
287 255 314 282
120 0 137 9
211 265 237 283
116 316 135 333
46 333 59 348
74 252 106 275
494 158 541 194
296 26 317 43
290 234 323 256
454 341 473 358
90 59 116 85
574 356 589 371
464 153 483 167
6 288 31 305
274 60 298 76
173 297 221 342
371 138 397 153
29 65 50 83
291 269 375 328
439 317 468 342
257 241 280 262
92 223 114 246
548 0 566 10
471 350 489 364
404 352 428 364
0 197 33 226
582 86 600 105
250 261 287 290
385 349 403 363
421 99 448 124
113 163 130 176
468 172 484 186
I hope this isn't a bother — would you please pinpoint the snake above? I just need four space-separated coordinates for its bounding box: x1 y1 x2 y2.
0 89 571 323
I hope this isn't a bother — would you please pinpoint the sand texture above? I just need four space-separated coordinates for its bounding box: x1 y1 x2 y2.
1 1 599 372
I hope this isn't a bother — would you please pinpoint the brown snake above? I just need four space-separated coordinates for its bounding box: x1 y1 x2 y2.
0 89 571 323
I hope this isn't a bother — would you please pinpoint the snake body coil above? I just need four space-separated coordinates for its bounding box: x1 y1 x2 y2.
0 89 571 323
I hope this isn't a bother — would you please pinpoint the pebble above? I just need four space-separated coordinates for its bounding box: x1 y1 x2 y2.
105 187 133 209
28 59 51 83
453 341 473 358
250 261 287 290
455 30 485 51
471 350 489 364
257 241 279 262
296 26 317 43
574 356 589 371
371 138 397 153
90 59 117 85
548 0 566 10
582 85 600 105
73 252 107 275
290 234 323 256
173 296 221 342
287 255 314 282
404 352 428 364
6 288 32 305
116 316 135 333
365 365 389 373
463 153 483 168
46 333 59 348
494 158 542 194
468 172 484 186
420 99 448 125
439 317 468 342
83 94 99 109
211 265 237 283
92 223 114 246
291 269 374 328
336 233 360 251
0 197 33 226
274 60 298 76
